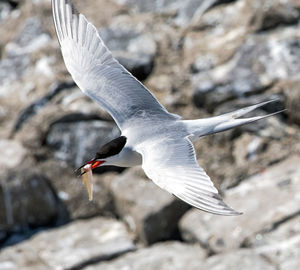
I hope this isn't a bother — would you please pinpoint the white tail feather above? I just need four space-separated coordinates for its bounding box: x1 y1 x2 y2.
184 100 284 140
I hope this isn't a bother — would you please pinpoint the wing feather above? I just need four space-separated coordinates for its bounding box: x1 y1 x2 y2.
52 0 178 130
137 137 241 216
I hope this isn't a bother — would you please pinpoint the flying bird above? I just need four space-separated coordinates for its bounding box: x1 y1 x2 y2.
52 0 282 215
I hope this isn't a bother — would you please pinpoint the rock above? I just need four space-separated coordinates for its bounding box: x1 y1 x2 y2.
99 24 156 80
0 139 28 171
0 217 135 270
246 214 300 248
110 167 190 244
199 249 276 270
116 0 238 27
233 134 266 167
45 117 120 168
253 0 300 31
179 156 300 253
0 16 50 96
0 1 12 22
183 0 249 72
257 234 300 270
184 234 300 270
0 168 65 244
11 81 75 134
84 241 206 270
0 54 30 96
192 26 300 111
4 16 50 57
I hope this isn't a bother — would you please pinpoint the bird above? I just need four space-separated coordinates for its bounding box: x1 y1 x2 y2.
51 0 283 215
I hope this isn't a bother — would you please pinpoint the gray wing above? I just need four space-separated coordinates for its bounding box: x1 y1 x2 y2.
52 0 177 130
136 137 241 215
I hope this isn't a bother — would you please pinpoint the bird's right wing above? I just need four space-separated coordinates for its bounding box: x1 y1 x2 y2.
52 0 177 130
136 137 241 216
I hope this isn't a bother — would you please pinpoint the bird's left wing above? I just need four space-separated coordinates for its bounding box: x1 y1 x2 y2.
136 137 241 215
52 0 177 130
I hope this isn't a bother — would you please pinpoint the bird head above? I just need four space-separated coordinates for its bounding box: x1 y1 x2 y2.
75 136 127 176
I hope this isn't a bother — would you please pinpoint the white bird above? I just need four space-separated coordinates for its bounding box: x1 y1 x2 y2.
52 0 283 215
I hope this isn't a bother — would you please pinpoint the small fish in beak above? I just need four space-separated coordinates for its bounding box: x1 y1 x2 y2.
81 164 93 201
76 159 105 201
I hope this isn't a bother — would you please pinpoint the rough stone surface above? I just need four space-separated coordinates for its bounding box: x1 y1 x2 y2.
99 23 156 80
179 156 300 253
84 241 206 270
110 167 190 244
198 250 276 270
116 0 238 27
0 217 135 270
192 27 300 111
0 169 64 243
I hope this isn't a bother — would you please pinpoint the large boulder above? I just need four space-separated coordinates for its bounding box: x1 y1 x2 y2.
179 156 300 253
110 167 190 244
0 217 135 270
0 168 65 244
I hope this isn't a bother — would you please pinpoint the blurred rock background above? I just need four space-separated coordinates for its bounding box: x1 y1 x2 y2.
0 0 299 269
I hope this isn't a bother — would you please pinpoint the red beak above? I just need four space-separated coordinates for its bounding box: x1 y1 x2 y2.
76 160 106 176
89 160 106 170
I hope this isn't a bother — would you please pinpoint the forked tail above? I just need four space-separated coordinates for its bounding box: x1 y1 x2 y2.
183 100 285 140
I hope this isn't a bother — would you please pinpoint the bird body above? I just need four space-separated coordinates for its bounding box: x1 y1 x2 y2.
52 0 283 215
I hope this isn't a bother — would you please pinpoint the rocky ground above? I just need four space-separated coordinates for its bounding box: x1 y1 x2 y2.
0 0 299 269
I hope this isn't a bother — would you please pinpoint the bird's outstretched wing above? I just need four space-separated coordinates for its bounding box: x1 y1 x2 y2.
137 137 241 215
52 0 177 130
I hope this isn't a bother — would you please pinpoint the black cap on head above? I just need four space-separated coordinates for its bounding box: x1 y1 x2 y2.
95 136 127 159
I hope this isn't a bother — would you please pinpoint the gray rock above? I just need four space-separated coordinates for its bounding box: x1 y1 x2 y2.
191 234 300 270
257 234 300 270
0 55 30 95
192 27 300 111
0 16 50 96
5 16 50 57
116 0 237 27
246 214 300 248
84 241 206 270
198 249 276 270
179 156 300 253
0 217 135 270
254 0 300 31
110 167 190 244
45 118 120 168
0 139 28 171
0 1 12 22
99 25 156 80
12 81 75 134
0 168 64 243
